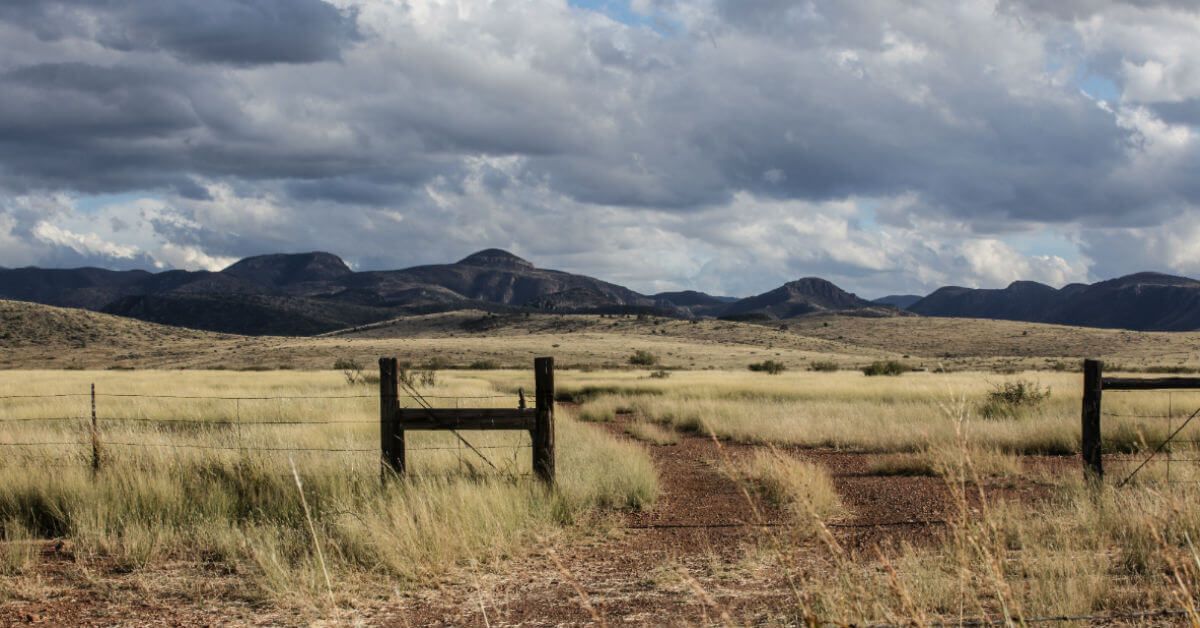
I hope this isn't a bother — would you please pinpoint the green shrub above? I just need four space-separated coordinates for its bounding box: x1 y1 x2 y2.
628 350 658 366
466 359 502 370
980 379 1049 420
748 360 786 374
808 360 839 372
861 361 909 376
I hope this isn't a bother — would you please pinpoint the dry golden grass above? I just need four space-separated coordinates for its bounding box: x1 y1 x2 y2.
525 369 1200 455
789 313 1200 368
623 420 678 445
866 444 1023 479
8 300 1200 373
727 449 846 534
0 369 658 606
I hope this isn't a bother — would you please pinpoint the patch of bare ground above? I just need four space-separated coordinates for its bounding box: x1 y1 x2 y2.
390 417 1058 627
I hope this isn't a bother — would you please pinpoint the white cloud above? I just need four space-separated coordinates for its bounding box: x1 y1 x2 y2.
31 222 140 260
151 243 237 271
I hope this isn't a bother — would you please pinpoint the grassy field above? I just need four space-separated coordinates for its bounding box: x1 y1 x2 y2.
7 300 1200 623
480 368 1198 455
8 299 1200 372
484 367 1200 623
0 370 657 608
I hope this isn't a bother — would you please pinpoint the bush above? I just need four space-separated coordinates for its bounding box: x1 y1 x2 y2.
980 379 1049 420
628 350 658 366
467 359 502 370
861 360 909 376
648 369 671 379
808 360 839 372
748 360 787 374
333 358 363 385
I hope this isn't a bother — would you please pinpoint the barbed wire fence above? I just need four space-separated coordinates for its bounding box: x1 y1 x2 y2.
1100 390 1200 487
0 386 532 473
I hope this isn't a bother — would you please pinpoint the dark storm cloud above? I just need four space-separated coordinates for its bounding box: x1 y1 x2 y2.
0 0 1169 223
1 0 1199 291
285 177 416 206
0 0 359 65
1151 101 1200 127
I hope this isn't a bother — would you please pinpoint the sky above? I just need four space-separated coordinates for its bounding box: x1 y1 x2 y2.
1 0 1198 299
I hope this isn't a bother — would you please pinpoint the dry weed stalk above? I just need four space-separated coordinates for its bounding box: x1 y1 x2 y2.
290 456 335 608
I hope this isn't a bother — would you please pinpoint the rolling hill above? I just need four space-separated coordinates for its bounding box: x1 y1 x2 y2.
909 272 1200 331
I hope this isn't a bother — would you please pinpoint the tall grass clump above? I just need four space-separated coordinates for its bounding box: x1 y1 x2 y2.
728 450 845 535
624 420 678 445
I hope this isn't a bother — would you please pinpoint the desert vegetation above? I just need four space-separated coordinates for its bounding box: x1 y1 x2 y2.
7 308 1200 624
523 369 1191 454
0 370 657 609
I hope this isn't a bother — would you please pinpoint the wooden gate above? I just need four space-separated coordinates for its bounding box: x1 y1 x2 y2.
379 356 555 484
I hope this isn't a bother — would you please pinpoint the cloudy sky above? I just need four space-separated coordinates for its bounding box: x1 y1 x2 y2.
1 0 1198 298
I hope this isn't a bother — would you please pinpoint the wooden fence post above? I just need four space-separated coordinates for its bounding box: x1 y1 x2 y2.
533 357 555 485
380 357 404 481
90 382 100 474
1082 359 1103 481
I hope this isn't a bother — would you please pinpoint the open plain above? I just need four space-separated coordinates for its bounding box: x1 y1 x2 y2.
4 300 1200 625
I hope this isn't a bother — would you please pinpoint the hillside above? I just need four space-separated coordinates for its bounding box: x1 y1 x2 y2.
910 272 1200 331
5 299 1200 371
873 294 923 309
720 278 899 320
0 299 238 369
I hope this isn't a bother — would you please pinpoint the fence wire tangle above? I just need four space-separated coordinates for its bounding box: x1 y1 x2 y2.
0 386 532 465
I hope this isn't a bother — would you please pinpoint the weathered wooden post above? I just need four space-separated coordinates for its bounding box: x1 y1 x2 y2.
1082 359 1103 481
380 357 404 480
90 382 100 474
533 357 555 485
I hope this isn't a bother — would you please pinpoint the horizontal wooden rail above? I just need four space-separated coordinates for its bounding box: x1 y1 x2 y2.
393 408 536 431
1101 377 1200 391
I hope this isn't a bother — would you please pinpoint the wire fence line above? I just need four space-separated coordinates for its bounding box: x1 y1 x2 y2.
1098 388 1200 487
0 386 534 462
0 392 523 401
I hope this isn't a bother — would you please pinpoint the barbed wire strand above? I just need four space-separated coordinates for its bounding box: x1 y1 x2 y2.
101 441 375 453
92 393 517 400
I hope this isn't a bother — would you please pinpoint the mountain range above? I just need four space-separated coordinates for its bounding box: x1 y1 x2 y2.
2 249 1199 335
906 272 1200 332
0 249 892 335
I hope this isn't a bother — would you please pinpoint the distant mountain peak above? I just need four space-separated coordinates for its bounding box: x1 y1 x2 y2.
456 249 534 270
222 252 352 287
1097 271 1200 289
720 276 873 319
